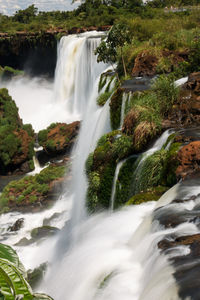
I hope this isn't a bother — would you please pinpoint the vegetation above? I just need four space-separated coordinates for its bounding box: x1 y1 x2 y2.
0 165 66 212
0 243 53 299
0 88 35 174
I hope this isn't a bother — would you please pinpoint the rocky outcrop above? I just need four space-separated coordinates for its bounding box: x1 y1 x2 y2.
162 72 200 129
176 141 200 180
38 121 80 157
132 50 158 77
0 165 66 214
132 50 188 77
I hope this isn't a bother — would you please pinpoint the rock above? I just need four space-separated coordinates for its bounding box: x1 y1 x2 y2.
43 212 63 226
30 226 59 240
176 141 200 180
8 218 24 232
27 263 47 289
132 50 188 77
132 50 158 77
38 121 80 157
15 237 33 246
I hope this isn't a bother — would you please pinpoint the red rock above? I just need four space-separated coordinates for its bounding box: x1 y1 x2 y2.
176 141 200 179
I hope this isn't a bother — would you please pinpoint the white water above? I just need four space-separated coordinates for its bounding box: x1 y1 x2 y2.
0 32 197 300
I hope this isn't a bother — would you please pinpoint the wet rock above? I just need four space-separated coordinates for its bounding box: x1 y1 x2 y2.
176 141 200 180
43 212 63 226
30 226 59 240
15 237 33 246
8 218 24 232
27 263 47 289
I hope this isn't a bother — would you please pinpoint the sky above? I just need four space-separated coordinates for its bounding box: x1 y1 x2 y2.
0 0 81 16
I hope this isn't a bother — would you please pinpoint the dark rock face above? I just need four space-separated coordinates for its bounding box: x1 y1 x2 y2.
154 180 200 300
0 32 57 77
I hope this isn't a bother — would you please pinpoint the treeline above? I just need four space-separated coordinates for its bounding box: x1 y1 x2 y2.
0 0 199 33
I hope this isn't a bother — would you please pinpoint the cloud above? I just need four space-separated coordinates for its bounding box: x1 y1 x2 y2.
0 0 79 16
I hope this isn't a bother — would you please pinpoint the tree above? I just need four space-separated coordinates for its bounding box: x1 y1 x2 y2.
13 5 38 23
95 23 131 79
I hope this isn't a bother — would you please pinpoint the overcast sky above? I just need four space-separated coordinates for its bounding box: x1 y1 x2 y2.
0 0 81 15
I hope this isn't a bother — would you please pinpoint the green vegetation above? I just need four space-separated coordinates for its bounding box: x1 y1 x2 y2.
0 243 53 299
0 66 24 81
86 130 134 212
0 165 66 212
126 186 169 205
0 88 35 174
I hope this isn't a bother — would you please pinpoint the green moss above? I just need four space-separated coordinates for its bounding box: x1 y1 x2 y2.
110 88 124 130
36 165 65 184
38 129 48 145
98 74 108 92
45 139 56 152
114 156 137 208
1 66 24 81
126 186 168 205
132 149 168 194
97 91 112 106
0 165 66 212
23 124 35 137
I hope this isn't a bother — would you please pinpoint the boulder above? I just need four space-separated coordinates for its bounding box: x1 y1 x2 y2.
8 218 24 231
176 141 200 180
132 50 158 77
38 121 80 157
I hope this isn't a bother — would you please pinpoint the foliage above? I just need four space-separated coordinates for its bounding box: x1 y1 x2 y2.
151 74 180 116
0 165 65 212
86 130 134 212
95 23 131 77
0 243 53 299
109 88 124 130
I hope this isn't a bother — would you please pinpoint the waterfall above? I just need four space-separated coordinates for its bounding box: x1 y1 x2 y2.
1 31 199 300
54 32 107 119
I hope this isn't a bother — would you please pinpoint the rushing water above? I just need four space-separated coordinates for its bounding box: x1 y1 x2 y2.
0 31 197 300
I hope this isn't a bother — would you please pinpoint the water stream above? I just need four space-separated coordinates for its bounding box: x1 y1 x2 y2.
0 32 198 300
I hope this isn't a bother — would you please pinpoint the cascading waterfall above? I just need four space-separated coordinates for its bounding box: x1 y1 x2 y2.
0 30 198 300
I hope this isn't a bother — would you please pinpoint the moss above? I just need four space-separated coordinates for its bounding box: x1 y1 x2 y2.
86 130 134 212
38 129 48 145
126 186 168 205
98 73 108 92
97 91 112 106
28 159 34 171
132 149 168 194
110 88 124 130
163 142 181 186
1 66 24 81
114 156 137 208
0 165 66 212
22 124 35 137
